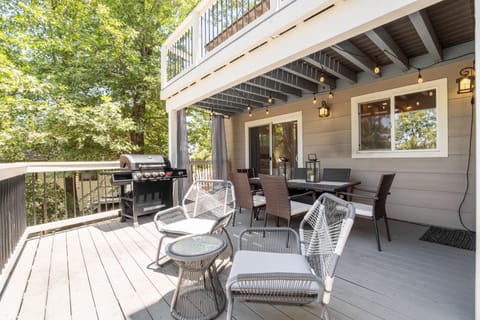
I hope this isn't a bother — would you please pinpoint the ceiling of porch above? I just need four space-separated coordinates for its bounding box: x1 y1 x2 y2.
192 0 475 116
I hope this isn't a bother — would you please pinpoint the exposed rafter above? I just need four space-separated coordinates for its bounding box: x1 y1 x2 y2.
263 69 318 92
281 60 336 89
234 83 288 102
408 10 442 63
303 52 357 84
194 101 238 116
209 93 263 108
331 41 378 78
365 27 409 71
222 88 270 105
247 76 303 97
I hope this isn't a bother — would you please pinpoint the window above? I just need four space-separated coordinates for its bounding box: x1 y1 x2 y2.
351 78 448 158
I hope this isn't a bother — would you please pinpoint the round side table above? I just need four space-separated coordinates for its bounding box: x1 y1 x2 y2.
166 234 227 320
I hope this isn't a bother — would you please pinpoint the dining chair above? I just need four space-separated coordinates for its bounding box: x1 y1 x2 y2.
153 179 236 266
338 173 395 251
259 174 314 228
229 171 266 227
225 193 356 320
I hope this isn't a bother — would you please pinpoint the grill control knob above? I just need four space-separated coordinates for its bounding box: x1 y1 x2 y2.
159 171 166 177
143 172 151 179
151 172 159 178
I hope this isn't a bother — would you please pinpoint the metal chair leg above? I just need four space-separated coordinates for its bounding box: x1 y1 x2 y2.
384 216 392 241
373 218 382 251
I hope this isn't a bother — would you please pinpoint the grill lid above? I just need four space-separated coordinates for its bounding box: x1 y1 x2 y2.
119 154 171 171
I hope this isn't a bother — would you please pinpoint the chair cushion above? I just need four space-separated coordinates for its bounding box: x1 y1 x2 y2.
290 200 312 216
159 218 217 235
228 250 320 294
351 201 373 217
253 195 266 207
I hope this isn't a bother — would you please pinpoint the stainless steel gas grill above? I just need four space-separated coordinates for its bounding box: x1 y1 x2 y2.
111 154 187 227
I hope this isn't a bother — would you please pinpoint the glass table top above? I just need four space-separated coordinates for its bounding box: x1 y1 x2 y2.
168 234 226 259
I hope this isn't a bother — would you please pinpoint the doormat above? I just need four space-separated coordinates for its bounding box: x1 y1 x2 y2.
420 226 475 251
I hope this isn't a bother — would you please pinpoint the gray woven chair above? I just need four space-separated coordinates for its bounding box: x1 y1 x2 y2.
226 193 355 320
229 171 266 227
259 174 314 228
154 179 236 266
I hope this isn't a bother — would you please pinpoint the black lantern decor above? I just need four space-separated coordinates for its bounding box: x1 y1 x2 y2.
305 154 320 182
277 157 289 178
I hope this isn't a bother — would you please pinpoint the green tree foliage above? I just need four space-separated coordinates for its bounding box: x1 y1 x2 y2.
395 109 437 150
0 0 199 161
187 107 212 160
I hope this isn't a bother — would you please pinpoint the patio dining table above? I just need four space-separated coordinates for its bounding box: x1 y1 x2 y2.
249 177 361 194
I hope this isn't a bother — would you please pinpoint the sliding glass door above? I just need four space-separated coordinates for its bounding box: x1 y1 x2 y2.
246 112 303 177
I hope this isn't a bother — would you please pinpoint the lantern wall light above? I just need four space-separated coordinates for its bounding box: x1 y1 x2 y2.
456 64 475 94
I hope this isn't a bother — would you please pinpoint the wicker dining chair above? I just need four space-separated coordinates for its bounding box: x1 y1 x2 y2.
229 171 266 227
225 193 356 320
153 179 236 266
259 174 314 228
338 173 395 251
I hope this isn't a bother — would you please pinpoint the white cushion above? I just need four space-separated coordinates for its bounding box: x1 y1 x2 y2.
253 195 266 207
290 201 312 216
351 201 373 217
228 250 320 293
159 218 217 235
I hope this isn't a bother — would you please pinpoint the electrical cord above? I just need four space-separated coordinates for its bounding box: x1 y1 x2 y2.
457 95 475 236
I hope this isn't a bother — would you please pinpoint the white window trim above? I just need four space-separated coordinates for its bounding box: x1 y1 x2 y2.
244 111 303 170
351 78 448 158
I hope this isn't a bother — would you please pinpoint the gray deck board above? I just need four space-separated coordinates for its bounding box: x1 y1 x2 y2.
0 211 474 320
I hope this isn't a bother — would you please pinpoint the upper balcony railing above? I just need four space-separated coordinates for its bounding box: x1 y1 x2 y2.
162 0 281 84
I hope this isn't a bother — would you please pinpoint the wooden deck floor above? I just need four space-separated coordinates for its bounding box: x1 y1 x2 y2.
0 211 475 320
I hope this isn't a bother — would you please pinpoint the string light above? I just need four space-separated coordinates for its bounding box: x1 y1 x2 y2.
319 70 325 83
373 64 381 75
265 106 269 115
417 68 423 84
328 91 334 99
267 95 273 104
313 95 317 104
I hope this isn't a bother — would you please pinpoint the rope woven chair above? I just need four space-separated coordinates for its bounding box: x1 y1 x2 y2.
229 171 266 227
154 179 236 266
226 193 355 320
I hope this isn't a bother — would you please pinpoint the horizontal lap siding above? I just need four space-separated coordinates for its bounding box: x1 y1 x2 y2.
227 59 475 229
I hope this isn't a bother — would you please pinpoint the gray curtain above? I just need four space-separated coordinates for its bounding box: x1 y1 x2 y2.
211 115 228 180
177 109 192 201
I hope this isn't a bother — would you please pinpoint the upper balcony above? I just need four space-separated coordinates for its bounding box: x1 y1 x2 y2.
160 0 475 115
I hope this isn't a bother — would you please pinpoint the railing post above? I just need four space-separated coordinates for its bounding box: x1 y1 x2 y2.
192 9 200 65
270 0 279 11
161 45 168 88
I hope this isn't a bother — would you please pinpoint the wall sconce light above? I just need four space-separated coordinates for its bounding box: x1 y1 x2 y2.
318 100 330 118
456 64 475 94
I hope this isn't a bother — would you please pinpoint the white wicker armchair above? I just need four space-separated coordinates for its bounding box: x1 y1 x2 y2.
225 193 355 320
154 179 236 266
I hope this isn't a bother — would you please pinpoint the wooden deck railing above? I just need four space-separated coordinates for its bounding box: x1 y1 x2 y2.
0 161 119 287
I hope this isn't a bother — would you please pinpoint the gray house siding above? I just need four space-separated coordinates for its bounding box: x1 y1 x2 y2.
226 59 475 229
